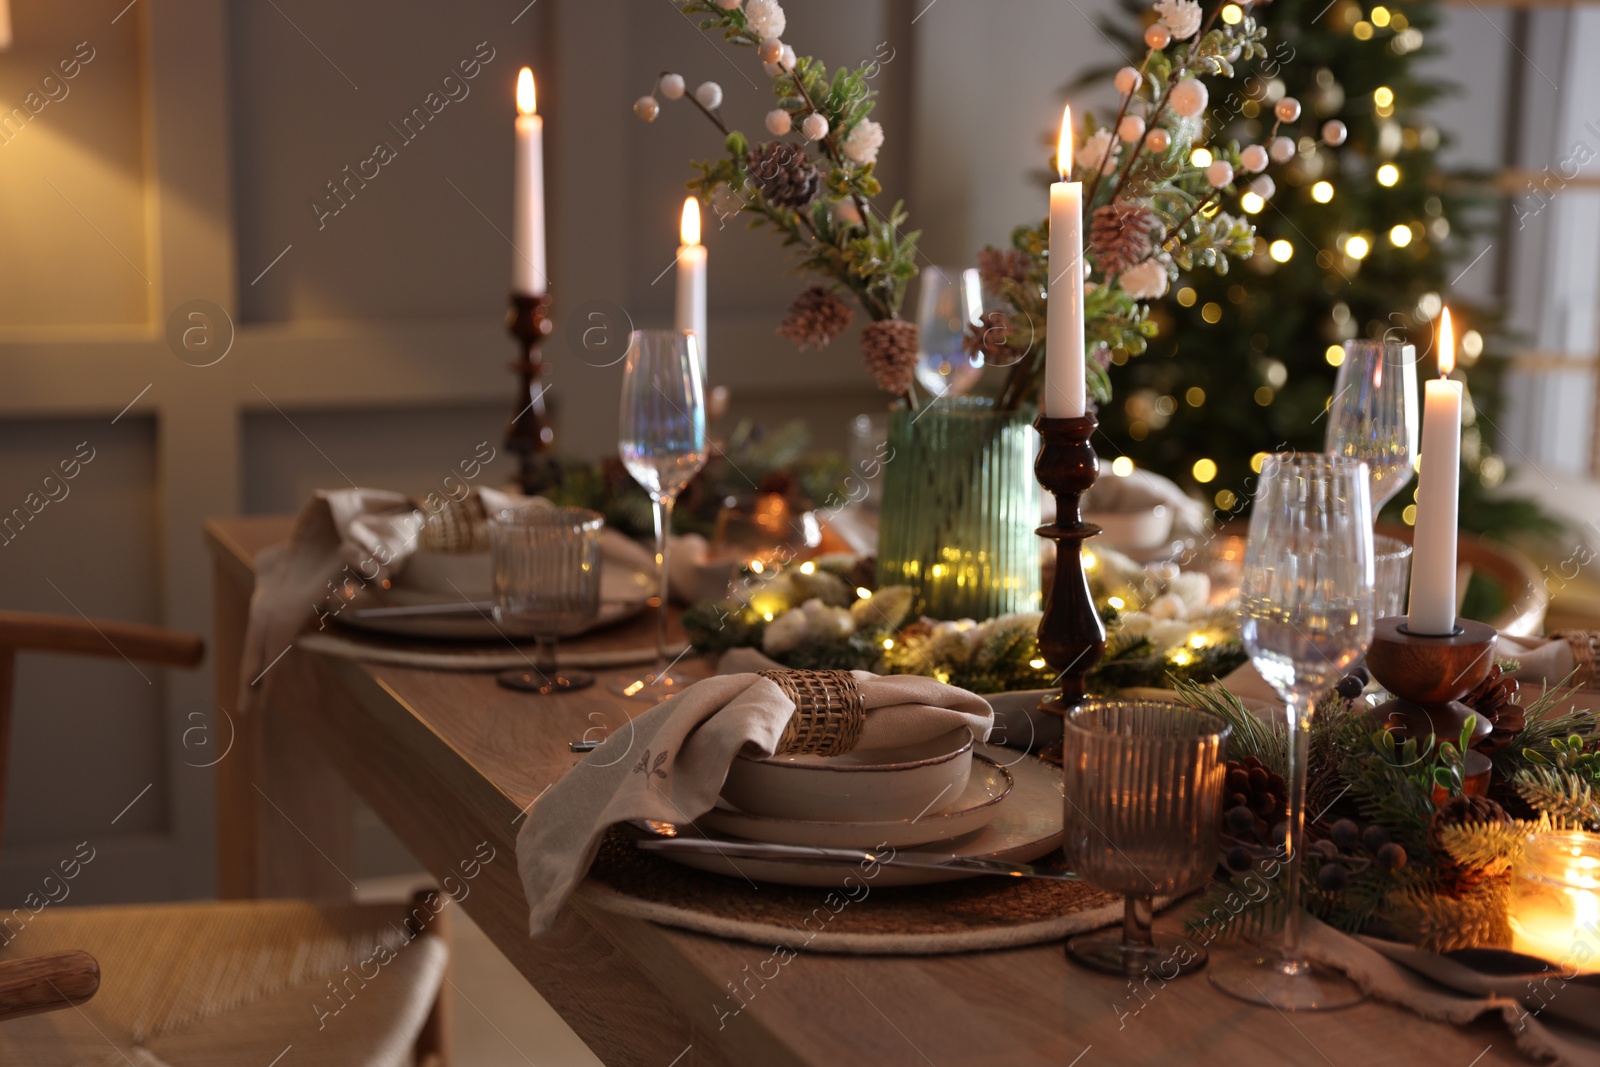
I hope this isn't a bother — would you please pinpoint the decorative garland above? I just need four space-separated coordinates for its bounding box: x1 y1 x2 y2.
1180 673 1594 951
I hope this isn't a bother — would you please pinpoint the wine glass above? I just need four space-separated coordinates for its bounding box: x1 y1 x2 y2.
1062 699 1230 977
1209 453 1374 1011
490 505 604 694
1325 339 1418 514
912 265 986 398
613 330 709 702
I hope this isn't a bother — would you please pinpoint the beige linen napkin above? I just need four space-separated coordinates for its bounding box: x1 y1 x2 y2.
1297 919 1600 1065
239 487 653 713
515 671 993 936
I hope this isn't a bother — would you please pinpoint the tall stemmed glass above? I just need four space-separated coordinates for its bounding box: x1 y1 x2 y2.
1210 454 1375 1011
1325 339 1418 514
614 330 709 702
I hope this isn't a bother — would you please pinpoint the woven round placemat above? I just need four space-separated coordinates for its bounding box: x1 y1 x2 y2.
576 826 1126 955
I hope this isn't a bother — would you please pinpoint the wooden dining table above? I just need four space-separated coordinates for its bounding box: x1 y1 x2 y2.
207 515 1529 1067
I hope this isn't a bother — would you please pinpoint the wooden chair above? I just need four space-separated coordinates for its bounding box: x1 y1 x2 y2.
0 611 451 1066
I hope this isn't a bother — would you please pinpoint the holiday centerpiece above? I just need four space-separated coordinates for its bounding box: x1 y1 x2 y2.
640 0 1342 620
1185 669 1596 953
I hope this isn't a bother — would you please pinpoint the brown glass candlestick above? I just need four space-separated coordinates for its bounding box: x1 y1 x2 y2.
506 292 557 495
1034 413 1108 718
1364 615 1496 742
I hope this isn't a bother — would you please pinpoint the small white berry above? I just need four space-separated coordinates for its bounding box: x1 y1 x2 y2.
780 45 796 70
658 73 685 100
1144 128 1171 153
1274 97 1302 123
1206 160 1234 188
1268 136 1296 164
1249 175 1276 200
765 108 792 135
695 82 723 109
1168 78 1208 119
1114 66 1142 95
1322 120 1348 147
758 37 784 63
1240 144 1268 173
1117 115 1146 143
1144 23 1171 49
633 95 660 122
801 112 829 141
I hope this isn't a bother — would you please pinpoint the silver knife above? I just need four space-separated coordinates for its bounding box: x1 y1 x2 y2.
635 835 1077 881
350 601 494 619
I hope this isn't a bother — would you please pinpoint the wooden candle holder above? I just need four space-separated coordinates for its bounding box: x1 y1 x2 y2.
506 292 557 495
1034 414 1108 718
1363 615 1496 742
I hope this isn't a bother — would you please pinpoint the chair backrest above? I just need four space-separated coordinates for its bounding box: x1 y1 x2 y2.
0 612 204 855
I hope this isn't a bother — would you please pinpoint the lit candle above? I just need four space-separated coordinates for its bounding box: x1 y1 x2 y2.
512 68 547 296
1407 307 1462 635
675 197 707 374
1044 105 1086 419
1510 832 1600 973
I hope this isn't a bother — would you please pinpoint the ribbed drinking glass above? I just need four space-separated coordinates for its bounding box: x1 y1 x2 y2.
490 505 604 694
1062 699 1230 977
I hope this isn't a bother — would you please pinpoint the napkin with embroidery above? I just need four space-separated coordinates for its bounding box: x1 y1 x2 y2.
515 671 993 936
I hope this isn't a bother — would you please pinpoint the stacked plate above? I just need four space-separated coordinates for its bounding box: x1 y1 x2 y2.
654 731 1065 887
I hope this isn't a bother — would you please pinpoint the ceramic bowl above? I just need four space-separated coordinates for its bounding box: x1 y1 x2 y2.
1082 503 1172 553
720 727 975 823
402 549 492 598
701 754 1013 849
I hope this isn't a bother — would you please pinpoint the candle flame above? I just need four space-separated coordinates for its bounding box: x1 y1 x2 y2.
1438 306 1455 376
680 196 701 246
517 68 537 115
1056 104 1073 180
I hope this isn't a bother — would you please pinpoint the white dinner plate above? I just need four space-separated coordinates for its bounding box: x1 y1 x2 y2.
656 744 1062 887
699 754 1013 849
334 558 652 640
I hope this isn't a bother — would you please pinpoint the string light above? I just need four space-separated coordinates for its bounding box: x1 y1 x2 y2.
1177 287 1198 306
1214 489 1237 510
1344 234 1371 259
1186 386 1207 407
1389 223 1413 247
1371 5 1392 25
1192 458 1218 483
1241 190 1265 214
1201 302 1223 323
1221 3 1244 23
1373 86 1395 108
1376 163 1400 186
1312 181 1334 203
1250 451 1269 473
1269 239 1294 262
1254 386 1275 405
1325 344 1345 366
1353 20 1373 39
1191 147 1214 167
1111 456 1135 476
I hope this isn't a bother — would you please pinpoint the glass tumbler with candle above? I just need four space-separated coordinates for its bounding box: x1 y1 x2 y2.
490 505 604 694
1062 699 1230 977
1510 831 1600 973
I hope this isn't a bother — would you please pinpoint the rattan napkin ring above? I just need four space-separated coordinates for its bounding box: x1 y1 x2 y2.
758 668 866 757
415 494 490 553
1551 629 1600 689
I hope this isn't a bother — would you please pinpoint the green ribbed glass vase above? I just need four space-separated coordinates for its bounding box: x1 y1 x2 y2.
875 398 1041 620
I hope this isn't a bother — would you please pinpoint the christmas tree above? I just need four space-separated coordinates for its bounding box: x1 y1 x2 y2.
1092 0 1552 538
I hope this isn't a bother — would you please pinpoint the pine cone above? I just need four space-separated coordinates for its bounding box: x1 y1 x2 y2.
777 286 855 350
1465 663 1525 757
860 319 920 396
1429 794 1509 895
1088 201 1158 278
963 309 1016 362
746 142 822 210
977 246 1032 296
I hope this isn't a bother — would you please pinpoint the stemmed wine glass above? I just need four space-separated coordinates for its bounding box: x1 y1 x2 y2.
1209 454 1375 1011
912 265 986 398
612 330 709 702
1324 339 1418 514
